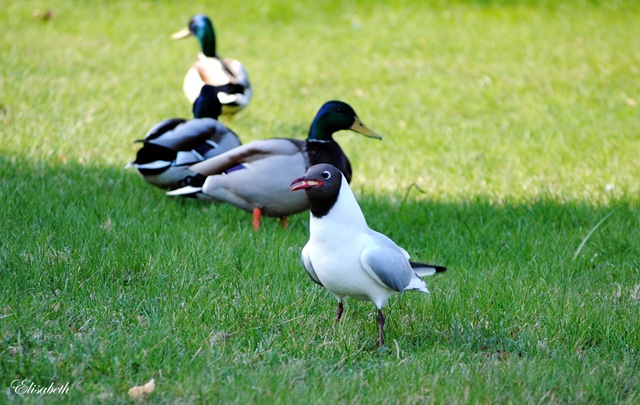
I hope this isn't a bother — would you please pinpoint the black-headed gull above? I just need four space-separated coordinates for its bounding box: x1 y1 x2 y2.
291 163 446 347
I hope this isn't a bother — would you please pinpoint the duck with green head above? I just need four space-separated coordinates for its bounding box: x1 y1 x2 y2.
129 85 242 190
167 100 382 230
172 14 252 116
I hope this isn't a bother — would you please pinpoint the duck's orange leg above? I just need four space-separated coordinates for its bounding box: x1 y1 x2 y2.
252 208 262 231
280 216 288 229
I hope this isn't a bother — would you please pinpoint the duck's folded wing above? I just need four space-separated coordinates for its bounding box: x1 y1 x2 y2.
361 246 413 292
189 138 305 176
138 118 186 142
301 245 323 287
221 58 250 87
147 119 222 151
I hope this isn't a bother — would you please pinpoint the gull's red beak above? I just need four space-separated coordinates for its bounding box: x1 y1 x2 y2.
290 176 323 192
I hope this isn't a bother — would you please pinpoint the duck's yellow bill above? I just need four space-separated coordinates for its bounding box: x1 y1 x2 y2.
171 27 192 40
350 118 382 140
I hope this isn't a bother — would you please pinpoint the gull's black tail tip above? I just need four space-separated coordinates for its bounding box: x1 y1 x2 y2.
410 261 447 277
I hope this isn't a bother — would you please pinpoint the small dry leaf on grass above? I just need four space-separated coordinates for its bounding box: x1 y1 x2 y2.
128 378 155 399
32 8 56 20
101 218 113 232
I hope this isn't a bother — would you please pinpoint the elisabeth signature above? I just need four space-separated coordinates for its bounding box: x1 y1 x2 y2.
10 379 70 396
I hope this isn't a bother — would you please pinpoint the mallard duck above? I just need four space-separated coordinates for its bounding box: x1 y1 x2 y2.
129 85 241 190
167 100 381 230
172 14 252 116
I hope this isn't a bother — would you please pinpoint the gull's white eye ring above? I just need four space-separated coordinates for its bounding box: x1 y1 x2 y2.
321 171 331 179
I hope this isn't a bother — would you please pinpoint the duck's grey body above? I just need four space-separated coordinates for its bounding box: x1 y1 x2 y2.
131 117 241 189
130 85 240 190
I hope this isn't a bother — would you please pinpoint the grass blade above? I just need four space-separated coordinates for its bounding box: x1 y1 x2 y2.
572 206 622 261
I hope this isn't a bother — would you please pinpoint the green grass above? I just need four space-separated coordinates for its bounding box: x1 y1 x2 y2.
1 0 639 403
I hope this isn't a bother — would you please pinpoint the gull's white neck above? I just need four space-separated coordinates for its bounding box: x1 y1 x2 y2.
309 175 368 242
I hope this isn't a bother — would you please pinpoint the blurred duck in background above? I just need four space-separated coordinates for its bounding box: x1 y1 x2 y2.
172 14 252 117
129 85 241 190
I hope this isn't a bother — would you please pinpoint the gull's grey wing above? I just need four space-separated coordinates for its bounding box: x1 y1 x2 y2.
301 244 323 287
361 246 412 292
369 229 411 259
368 229 446 278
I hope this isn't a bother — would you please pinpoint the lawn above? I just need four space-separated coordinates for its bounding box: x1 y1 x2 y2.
1 0 639 403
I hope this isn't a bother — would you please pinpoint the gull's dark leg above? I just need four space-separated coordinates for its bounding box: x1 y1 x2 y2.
377 309 385 347
336 301 344 321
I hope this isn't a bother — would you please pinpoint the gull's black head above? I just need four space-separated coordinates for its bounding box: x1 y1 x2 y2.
290 164 344 217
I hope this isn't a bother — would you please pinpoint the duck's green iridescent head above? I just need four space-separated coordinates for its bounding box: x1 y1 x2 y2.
172 14 217 57
193 85 222 119
308 101 382 142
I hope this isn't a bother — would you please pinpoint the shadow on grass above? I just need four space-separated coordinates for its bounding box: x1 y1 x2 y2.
2 156 636 265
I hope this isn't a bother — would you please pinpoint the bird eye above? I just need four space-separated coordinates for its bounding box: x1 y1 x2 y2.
321 171 331 179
